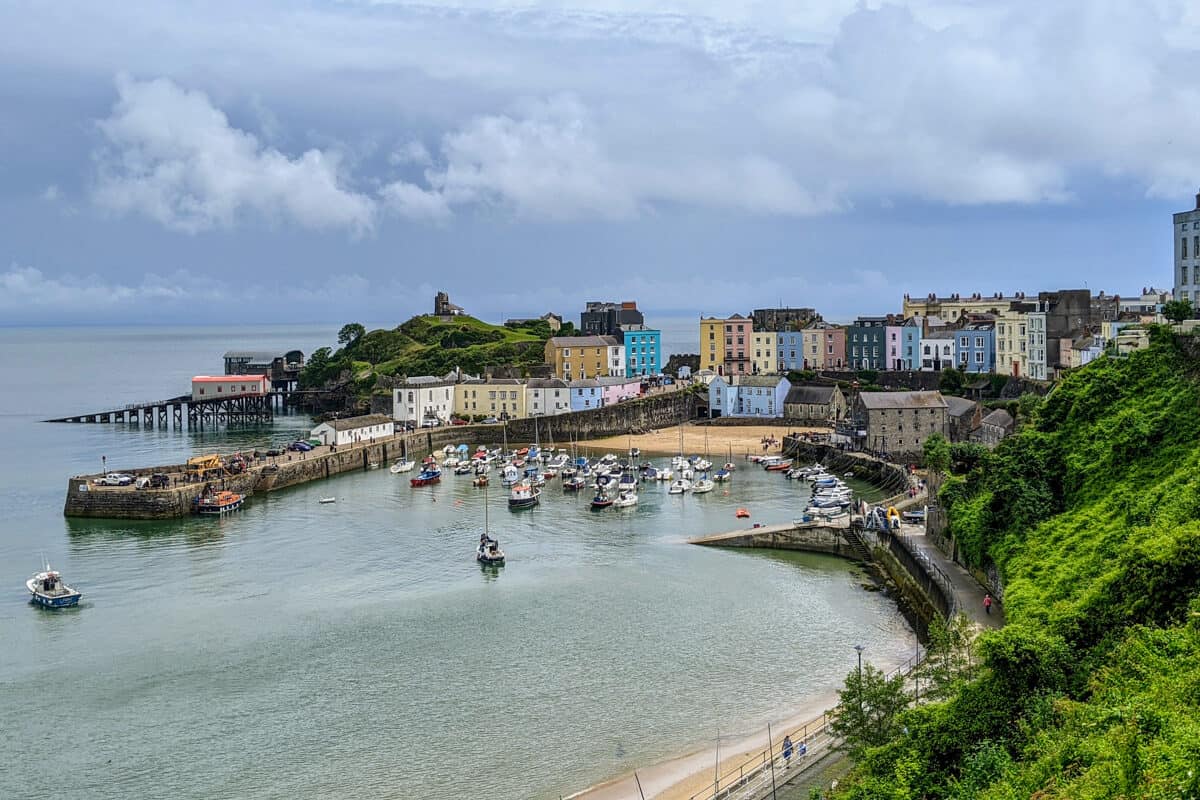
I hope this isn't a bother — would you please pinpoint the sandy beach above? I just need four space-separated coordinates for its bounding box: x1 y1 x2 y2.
565 690 841 800
578 424 826 461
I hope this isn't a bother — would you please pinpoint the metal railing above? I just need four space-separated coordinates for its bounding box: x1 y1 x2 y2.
685 653 925 800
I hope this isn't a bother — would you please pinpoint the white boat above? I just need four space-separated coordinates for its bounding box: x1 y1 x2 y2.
668 478 691 494
657 467 673 481
671 455 689 470
713 468 731 482
501 464 520 485
694 459 712 472
390 459 416 474
613 489 639 507
692 476 715 494
367 461 380 470
26 565 81 608
442 456 460 468
319 497 336 504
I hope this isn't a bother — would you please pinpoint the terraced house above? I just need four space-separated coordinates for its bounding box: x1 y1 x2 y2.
544 336 625 380
618 324 661 377
454 378 527 420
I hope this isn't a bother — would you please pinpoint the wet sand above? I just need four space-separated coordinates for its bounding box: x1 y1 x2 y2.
565 691 840 800
578 424 825 461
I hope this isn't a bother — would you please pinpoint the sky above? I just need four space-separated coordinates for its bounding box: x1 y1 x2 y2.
1 0 1196 327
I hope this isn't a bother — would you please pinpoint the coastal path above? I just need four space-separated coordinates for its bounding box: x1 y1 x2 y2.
895 525 1005 630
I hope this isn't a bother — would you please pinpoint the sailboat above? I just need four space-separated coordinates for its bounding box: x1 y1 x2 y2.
476 483 505 566
694 427 712 471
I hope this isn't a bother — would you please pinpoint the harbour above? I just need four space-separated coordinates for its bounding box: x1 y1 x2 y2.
3 324 917 800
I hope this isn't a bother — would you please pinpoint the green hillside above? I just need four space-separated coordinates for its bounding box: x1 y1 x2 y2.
840 326 1200 798
300 316 571 393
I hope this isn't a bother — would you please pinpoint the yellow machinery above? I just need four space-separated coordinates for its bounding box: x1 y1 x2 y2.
186 454 224 480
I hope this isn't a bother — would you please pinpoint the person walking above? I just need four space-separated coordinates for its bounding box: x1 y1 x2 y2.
798 740 807 758
782 734 793 767
984 594 993 615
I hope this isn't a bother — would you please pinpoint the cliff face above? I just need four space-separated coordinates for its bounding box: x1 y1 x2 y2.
840 327 1200 798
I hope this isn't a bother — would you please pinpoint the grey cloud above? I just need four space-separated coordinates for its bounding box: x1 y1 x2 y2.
92 75 376 234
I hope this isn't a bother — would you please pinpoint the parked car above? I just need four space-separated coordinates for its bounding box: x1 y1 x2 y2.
94 473 133 486
401 421 416 431
482 416 499 424
265 448 284 457
451 418 469 426
287 441 313 452
420 419 440 428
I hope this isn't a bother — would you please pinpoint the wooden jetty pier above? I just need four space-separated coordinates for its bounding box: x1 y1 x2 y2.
45 393 283 429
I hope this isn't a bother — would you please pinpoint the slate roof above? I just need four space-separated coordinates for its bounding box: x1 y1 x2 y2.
857 391 948 410
981 408 1014 428
321 414 394 431
944 396 979 419
548 335 620 348
736 375 788 388
785 385 838 405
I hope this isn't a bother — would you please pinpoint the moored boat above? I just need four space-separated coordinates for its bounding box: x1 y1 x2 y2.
390 459 416 474
590 487 614 509
477 533 506 566
410 466 442 487
613 489 638 508
692 475 715 494
668 478 691 495
508 480 540 510
26 566 81 609
194 489 244 515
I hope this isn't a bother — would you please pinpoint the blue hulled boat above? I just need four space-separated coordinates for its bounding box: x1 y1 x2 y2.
27 566 81 609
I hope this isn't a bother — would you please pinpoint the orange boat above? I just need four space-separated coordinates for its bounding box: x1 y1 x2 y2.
735 508 750 519
194 489 244 515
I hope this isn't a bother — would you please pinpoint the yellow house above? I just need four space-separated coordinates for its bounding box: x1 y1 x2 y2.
751 331 777 374
994 306 1029 378
699 317 724 373
801 328 824 369
454 378 527 420
544 335 623 380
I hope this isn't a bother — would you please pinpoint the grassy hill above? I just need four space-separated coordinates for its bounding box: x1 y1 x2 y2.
840 326 1200 798
300 315 570 394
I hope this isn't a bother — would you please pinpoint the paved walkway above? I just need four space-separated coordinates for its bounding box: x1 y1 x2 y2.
900 526 1005 629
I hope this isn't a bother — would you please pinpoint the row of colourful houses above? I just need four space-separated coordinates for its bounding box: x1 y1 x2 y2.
392 373 644 424
701 288 1168 379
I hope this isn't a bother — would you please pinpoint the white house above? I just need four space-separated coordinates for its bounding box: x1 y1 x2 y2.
918 331 955 371
393 376 455 425
191 375 270 401
526 379 571 417
310 414 395 446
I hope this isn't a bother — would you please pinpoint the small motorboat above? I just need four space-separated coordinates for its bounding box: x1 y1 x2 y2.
410 467 442 487
454 462 473 475
367 461 380 470
194 489 244 515
713 468 731 482
319 497 337 504
735 508 751 519
629 447 640 459
590 488 614 509
722 462 736 472
390 459 416 474
477 534 506 566
562 475 586 492
508 481 540 510
26 565 81 609
472 474 489 488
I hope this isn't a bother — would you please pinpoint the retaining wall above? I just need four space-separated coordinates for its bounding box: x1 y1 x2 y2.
691 521 863 559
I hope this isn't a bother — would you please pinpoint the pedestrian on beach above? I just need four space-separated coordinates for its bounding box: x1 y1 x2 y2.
782 734 793 767
984 594 993 615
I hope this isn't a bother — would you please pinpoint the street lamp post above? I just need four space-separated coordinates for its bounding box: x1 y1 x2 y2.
854 644 865 720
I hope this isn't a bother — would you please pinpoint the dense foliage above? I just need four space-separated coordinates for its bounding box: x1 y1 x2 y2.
300 315 559 392
837 327 1200 798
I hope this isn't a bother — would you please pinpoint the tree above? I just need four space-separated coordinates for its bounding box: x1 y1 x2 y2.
915 613 977 701
1162 299 1192 326
338 322 366 346
923 433 951 474
830 663 910 759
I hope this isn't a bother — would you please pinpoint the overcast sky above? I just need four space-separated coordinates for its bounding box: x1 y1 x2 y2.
1 0 1194 326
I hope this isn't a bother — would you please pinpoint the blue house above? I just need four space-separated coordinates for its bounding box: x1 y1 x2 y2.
619 325 661 377
900 319 922 370
568 379 603 410
847 316 888 370
709 375 790 418
776 331 805 372
955 322 996 373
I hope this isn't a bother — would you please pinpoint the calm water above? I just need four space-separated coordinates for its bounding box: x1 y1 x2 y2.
0 325 912 800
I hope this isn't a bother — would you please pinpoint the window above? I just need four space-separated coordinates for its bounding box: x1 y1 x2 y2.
1184 237 1190 259
1020 325 1026 336
1184 265 1190 285
960 337 968 348
975 351 984 364
1195 235 1198 257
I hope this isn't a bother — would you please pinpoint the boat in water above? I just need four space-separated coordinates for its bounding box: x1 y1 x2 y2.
713 467 731 482
318 497 336 504
692 474 715 494
410 466 442 487
194 489 244 515
562 474 586 492
477 533 506 566
668 478 692 495
26 565 81 609
508 480 540 510
390 459 416 474
613 489 638 508
590 487 614 509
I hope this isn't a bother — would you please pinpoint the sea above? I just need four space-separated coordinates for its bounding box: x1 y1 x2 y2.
0 323 913 800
